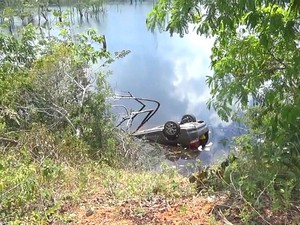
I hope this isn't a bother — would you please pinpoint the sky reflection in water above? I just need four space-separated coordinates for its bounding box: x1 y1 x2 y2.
67 1 241 169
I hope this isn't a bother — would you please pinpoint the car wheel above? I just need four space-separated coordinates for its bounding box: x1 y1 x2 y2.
163 121 180 140
199 131 209 149
181 114 196 124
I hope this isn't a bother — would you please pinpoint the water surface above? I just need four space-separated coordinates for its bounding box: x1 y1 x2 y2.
69 1 241 170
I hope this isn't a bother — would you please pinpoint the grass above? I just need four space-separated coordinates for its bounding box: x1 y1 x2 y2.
0 143 196 224
97 164 195 200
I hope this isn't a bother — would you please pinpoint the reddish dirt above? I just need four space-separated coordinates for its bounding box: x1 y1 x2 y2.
64 193 228 225
57 191 300 225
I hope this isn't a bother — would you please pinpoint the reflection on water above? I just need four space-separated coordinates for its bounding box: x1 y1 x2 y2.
92 1 243 170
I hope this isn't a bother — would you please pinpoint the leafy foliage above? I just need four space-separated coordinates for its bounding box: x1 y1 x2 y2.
147 0 300 217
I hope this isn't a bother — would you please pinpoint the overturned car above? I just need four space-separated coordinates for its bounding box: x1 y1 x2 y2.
113 92 209 150
133 115 209 150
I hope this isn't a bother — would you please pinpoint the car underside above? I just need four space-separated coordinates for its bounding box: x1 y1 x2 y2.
111 92 209 150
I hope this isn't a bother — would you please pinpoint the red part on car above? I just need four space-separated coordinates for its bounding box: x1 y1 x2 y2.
188 139 200 150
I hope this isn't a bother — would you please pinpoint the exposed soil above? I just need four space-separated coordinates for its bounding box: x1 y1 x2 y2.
56 190 300 225
60 192 228 225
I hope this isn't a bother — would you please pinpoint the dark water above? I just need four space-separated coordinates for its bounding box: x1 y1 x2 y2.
11 1 244 172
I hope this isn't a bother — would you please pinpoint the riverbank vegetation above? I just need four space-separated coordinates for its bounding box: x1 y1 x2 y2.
0 15 128 223
1 0 300 224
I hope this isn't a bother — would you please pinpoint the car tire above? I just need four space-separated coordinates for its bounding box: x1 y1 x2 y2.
181 114 197 124
163 121 180 140
199 131 209 149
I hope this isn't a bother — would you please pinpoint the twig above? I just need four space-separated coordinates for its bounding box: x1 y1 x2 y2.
80 83 92 108
0 183 21 200
19 105 76 134
218 209 234 225
117 132 128 157
49 104 76 133
255 176 276 206
230 172 272 225
0 137 18 145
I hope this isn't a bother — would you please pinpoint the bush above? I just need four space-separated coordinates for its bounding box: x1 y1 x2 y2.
0 19 130 223
0 21 126 158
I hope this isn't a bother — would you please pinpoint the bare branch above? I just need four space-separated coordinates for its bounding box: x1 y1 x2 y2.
0 137 18 146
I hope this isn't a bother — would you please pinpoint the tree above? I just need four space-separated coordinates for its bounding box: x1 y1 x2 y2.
147 0 300 149
147 0 300 210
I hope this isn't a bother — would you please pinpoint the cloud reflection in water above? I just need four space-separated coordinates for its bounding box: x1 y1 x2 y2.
99 2 238 167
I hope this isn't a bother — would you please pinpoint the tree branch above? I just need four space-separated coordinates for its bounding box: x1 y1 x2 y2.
0 137 18 145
